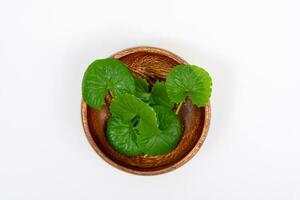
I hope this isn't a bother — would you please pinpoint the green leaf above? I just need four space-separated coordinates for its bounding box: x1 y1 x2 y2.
166 65 212 107
150 81 174 108
106 116 142 156
137 105 182 155
134 77 151 102
109 94 182 156
82 58 135 109
109 93 160 138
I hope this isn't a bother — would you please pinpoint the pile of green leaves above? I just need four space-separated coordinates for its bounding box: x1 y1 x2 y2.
82 58 212 156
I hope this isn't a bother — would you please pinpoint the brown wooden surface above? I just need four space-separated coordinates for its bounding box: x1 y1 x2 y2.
81 46 211 175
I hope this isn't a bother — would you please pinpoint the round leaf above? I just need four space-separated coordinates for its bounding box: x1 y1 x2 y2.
109 93 160 137
106 116 142 156
165 65 212 107
82 58 135 109
137 105 182 155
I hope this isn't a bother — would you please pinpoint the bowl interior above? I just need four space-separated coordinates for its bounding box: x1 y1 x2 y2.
82 47 210 175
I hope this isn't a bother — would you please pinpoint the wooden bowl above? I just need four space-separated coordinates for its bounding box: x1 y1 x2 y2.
81 47 211 175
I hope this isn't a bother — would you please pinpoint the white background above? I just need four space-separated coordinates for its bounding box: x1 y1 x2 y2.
0 0 299 199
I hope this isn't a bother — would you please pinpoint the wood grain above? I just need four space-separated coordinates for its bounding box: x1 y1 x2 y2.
81 46 211 175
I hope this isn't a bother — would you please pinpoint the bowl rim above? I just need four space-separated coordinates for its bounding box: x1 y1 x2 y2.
81 46 211 175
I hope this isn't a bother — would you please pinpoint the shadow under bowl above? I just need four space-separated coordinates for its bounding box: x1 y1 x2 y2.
81 46 211 175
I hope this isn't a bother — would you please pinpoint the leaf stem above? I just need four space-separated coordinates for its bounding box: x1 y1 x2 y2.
175 102 183 115
108 90 115 99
